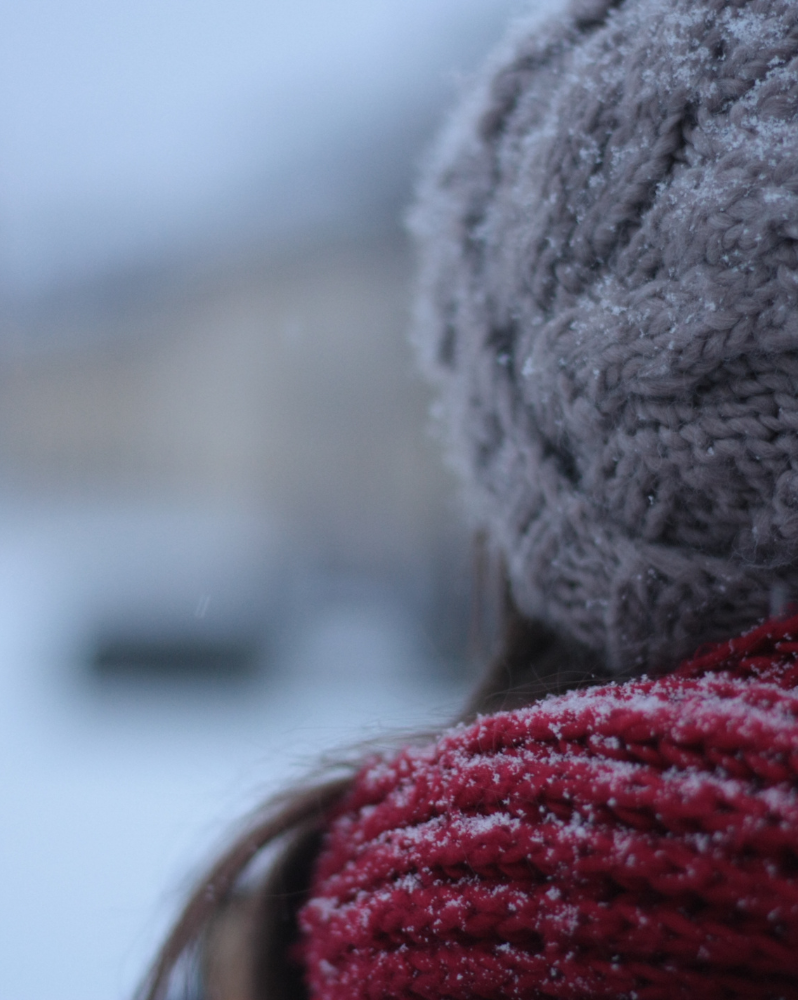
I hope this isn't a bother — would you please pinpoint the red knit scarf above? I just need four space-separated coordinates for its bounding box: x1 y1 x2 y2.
299 616 798 1000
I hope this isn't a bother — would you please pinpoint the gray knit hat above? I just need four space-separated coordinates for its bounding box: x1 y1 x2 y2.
412 0 798 673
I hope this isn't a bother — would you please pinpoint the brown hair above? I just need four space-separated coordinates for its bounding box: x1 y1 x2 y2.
138 591 609 1000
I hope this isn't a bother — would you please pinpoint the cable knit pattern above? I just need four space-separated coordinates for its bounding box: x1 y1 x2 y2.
300 615 798 1000
411 0 798 671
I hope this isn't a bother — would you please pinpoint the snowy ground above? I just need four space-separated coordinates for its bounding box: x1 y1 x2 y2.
0 501 467 1000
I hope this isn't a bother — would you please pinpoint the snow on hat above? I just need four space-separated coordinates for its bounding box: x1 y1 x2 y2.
411 0 798 673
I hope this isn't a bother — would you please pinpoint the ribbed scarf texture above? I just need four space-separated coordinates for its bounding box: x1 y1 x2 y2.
299 616 798 999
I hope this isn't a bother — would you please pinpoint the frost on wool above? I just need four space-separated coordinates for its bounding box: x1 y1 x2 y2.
410 0 798 674
299 614 798 1000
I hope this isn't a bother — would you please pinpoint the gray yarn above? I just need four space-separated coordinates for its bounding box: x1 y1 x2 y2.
411 0 798 673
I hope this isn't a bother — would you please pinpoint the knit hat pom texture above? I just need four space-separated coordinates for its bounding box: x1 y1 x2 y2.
411 0 798 672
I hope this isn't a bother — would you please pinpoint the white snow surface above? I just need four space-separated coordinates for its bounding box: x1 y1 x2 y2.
0 500 465 1000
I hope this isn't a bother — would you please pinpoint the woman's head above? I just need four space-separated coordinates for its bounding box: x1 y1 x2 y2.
142 3 798 997
412 0 798 674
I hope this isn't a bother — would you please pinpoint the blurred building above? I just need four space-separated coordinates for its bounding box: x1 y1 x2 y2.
0 228 472 677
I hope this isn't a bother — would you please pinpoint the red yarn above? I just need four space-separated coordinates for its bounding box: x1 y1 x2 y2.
299 616 798 1000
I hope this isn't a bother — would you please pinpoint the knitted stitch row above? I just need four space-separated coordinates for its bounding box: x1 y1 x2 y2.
300 615 798 999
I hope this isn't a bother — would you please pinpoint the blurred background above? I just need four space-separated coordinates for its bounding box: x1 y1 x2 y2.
0 2 557 998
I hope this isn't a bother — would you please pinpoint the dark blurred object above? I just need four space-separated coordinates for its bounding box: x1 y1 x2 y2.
92 635 259 682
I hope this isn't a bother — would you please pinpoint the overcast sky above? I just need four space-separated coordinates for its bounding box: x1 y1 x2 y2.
0 0 557 296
